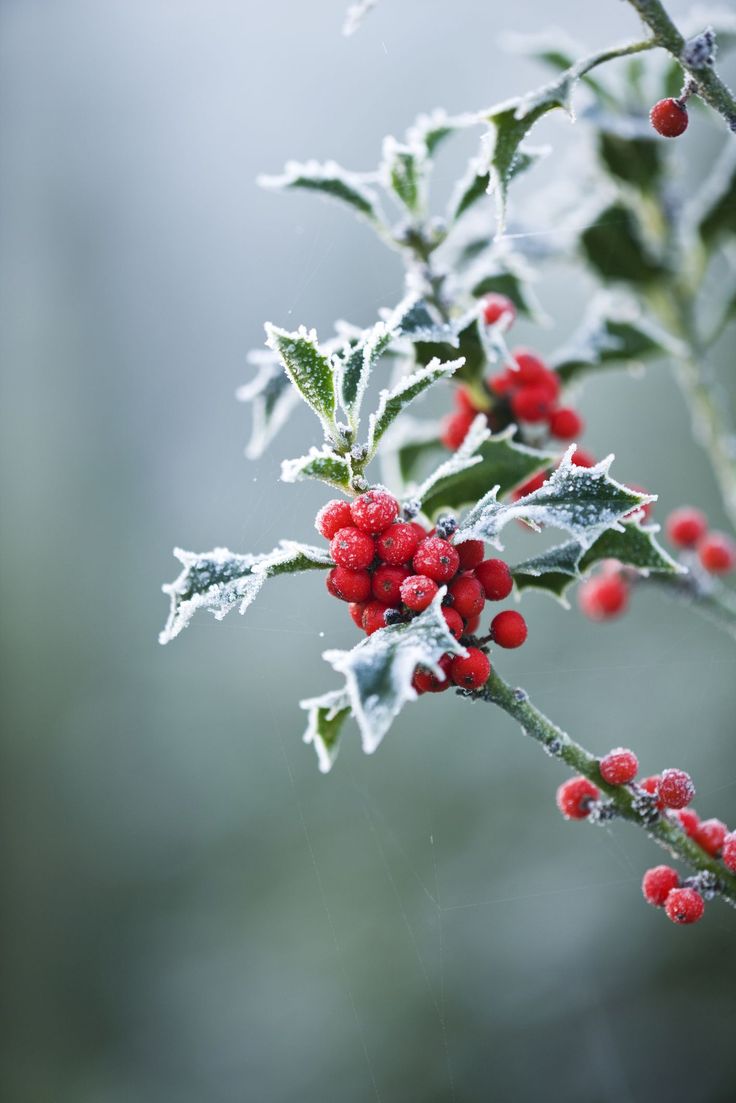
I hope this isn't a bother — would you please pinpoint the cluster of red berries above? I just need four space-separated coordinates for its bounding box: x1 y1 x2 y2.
441 294 584 451
557 750 735 924
316 488 529 694
649 97 689 138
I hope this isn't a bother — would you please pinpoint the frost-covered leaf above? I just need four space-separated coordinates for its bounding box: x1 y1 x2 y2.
381 136 427 216
580 202 668 285
265 324 337 434
389 296 459 343
406 108 478 157
448 157 491 222
236 353 301 459
470 267 543 321
258 160 384 224
160 542 332 644
551 298 675 384
379 415 444 491
415 315 487 385
342 0 378 36
366 357 463 457
322 591 466 755
337 322 394 430
301 688 351 773
281 446 352 490
597 126 663 193
696 146 736 244
455 448 652 551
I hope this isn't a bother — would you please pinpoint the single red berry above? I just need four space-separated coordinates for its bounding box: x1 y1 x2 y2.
548 407 583 441
326 566 372 603
465 613 481 634
371 564 410 606
650 98 689 138
599 748 639 786
413 536 461 583
556 776 600 820
412 654 452 694
511 385 554 424
698 531 736 574
348 601 367 629
676 807 700 838
722 831 736 873
376 522 423 566
666 506 707 548
442 607 465 640
578 574 629 620
450 647 491 689
570 448 596 468
455 386 478 414
512 470 549 501
490 609 528 649
448 576 486 620
441 409 476 450
362 600 390 635
330 526 375 570
536 369 561 403
641 865 680 907
315 498 353 540
474 558 513 601
693 817 727 856
657 768 695 810
456 539 485 571
665 887 704 925
639 775 665 811
482 292 516 327
511 348 548 387
400 574 439 612
489 370 516 396
350 489 400 534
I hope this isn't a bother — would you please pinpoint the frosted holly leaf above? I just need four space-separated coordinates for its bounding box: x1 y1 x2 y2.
366 357 464 458
281 446 352 491
159 541 333 644
470 264 544 321
513 522 682 604
580 202 668 285
695 145 736 245
381 136 427 216
337 322 394 432
380 415 444 488
322 590 466 755
387 295 460 344
406 108 478 157
551 297 678 384
265 324 337 437
301 688 352 774
342 0 379 36
411 413 490 502
236 353 300 460
419 425 554 517
258 160 385 226
448 156 491 223
414 315 486 385
454 448 653 551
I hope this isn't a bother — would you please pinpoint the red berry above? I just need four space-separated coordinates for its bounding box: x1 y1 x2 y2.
639 775 665 811
315 498 353 540
412 654 452 694
513 470 549 501
326 566 372 603
511 385 554 424
441 409 476 450
362 600 390 635
455 386 478 414
693 817 727 856
372 564 410 606
570 448 596 468
722 831 736 873
599 748 639 786
482 293 516 327
676 807 700 838
665 887 704 925
642 865 680 907
450 647 491 689
488 370 516 396
350 490 400 534
474 558 513 601
657 768 695 810
465 613 481 634
490 609 528 649
511 348 548 387
556 776 600 820
666 506 707 548
330 526 375 570
548 407 583 441
442 607 465 640
578 574 628 621
698 531 736 574
650 98 689 138
456 539 485 571
413 536 460 583
348 601 367 629
400 574 439 612
448 576 486 620
376 522 423 566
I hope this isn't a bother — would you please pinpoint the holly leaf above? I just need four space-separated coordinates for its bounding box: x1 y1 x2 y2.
379 415 445 490
281 447 352 491
414 315 487 386
236 353 300 459
265 324 337 435
159 542 332 644
597 127 663 193
697 148 736 244
551 298 676 384
580 202 668 285
381 136 427 216
337 322 394 431
406 108 479 157
258 160 384 225
366 357 463 457
301 688 352 773
321 590 466 755
471 265 544 321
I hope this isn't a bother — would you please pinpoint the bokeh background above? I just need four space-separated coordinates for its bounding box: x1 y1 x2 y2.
2 1 735 1100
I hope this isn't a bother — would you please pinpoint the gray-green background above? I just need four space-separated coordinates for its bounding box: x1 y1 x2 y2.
2 2 735 1100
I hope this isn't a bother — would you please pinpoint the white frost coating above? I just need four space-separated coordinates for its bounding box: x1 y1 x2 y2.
406 107 479 150
550 291 684 372
236 358 300 460
322 590 466 755
301 688 351 773
366 357 464 456
342 0 378 36
280 446 350 486
257 160 382 222
413 414 490 502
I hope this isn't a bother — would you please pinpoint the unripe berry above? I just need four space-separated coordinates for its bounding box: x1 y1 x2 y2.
330 526 375 570
698 532 736 574
456 539 485 571
642 865 680 907
722 831 736 873
511 385 554 424
548 407 583 441
511 348 548 387
413 536 460 583
676 807 700 838
490 609 528 649
556 776 600 820
412 654 452 694
650 98 689 138
362 600 390 635
400 574 439 612
599 748 639 785
482 292 516 327
350 489 400 534
666 506 707 548
693 817 727 856
348 601 367 629
657 768 695 810
326 566 371 603
441 409 476 450
442 607 465 640
448 576 486 620
376 522 423 566
315 498 353 540
578 574 629 620
450 647 491 689
372 564 411 606
474 558 513 601
665 887 704 925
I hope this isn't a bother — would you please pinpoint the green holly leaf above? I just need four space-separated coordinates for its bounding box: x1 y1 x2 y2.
698 149 736 244
551 298 676 384
258 159 384 225
337 323 394 432
580 202 668 285
597 127 664 192
366 357 463 458
381 136 427 216
471 263 544 321
160 542 332 644
265 324 337 436
414 315 487 386
321 590 466 755
236 353 300 459
301 688 352 773
406 108 478 157
281 447 352 491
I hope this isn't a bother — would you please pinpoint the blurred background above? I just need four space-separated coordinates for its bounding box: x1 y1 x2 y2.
2 1 735 1100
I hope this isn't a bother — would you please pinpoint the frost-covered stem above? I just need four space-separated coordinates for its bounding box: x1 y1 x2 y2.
573 36 658 78
470 668 736 908
625 0 736 130
643 571 736 640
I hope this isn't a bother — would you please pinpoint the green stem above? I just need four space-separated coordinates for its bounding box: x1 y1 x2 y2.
469 668 736 908
573 37 658 79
